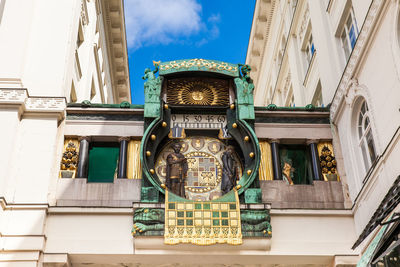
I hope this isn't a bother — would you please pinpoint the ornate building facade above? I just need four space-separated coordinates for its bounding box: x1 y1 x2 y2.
0 0 399 266
247 0 400 265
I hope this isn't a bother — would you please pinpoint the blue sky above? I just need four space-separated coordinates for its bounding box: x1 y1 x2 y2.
124 0 256 104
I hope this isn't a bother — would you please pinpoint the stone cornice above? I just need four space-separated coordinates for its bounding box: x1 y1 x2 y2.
100 0 131 103
0 88 66 120
245 0 274 86
330 0 386 123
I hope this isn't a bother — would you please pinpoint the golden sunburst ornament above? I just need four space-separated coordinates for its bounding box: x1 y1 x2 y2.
167 77 229 106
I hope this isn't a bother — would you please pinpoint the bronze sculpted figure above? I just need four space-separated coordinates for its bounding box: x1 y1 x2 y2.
142 61 162 118
166 143 188 197
221 146 237 195
234 64 255 120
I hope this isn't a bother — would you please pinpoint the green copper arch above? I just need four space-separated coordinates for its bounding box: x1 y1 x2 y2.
158 59 240 77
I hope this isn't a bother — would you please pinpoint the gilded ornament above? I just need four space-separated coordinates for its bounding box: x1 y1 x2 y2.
244 136 249 142
150 169 155 174
60 141 79 171
146 151 151 157
162 122 167 127
247 170 252 175
164 104 169 109
230 104 235 109
166 77 229 106
161 183 166 189
151 134 156 141
249 152 254 158
236 184 242 189
232 123 237 128
159 59 238 74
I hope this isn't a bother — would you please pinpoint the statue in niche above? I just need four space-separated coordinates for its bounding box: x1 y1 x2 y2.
165 143 188 197
234 64 255 120
221 146 237 194
280 149 294 185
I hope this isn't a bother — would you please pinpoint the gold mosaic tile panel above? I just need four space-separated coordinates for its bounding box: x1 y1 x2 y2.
164 190 242 245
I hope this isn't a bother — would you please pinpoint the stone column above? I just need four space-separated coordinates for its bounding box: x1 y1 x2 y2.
270 139 282 180
307 139 322 181
118 137 130 178
76 136 90 178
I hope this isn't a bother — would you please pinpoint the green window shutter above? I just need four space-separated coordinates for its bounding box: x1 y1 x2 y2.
88 145 119 183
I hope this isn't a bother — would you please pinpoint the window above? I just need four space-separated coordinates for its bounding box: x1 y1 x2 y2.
311 81 323 107
305 34 315 66
88 142 120 183
90 77 96 101
285 85 294 107
290 0 298 17
70 81 77 103
341 8 358 60
77 19 84 48
357 101 377 172
279 144 313 185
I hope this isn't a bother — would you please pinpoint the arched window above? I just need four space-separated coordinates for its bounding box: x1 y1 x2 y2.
357 100 377 171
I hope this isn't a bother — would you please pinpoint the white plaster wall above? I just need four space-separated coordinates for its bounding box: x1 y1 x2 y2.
8 116 59 203
0 0 115 104
0 0 36 85
0 109 21 197
45 214 134 254
42 211 357 265
269 212 357 255
334 1 400 238
307 0 342 105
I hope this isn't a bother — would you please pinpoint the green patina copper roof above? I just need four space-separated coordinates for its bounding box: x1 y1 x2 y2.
158 58 240 77
255 104 330 112
67 101 144 109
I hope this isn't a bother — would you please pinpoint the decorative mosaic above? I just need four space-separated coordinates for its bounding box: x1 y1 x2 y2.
155 136 242 201
164 190 242 245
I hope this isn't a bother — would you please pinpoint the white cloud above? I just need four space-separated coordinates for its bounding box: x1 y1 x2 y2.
124 0 203 50
195 13 220 47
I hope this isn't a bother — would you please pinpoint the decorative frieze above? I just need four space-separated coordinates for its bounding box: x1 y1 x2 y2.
25 97 66 111
0 89 27 103
0 89 66 119
298 5 310 42
81 0 89 25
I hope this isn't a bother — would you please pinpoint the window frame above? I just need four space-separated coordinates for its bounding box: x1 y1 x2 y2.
340 7 358 60
357 101 377 172
305 34 315 66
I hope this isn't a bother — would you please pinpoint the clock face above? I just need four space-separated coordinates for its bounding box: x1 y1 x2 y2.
155 136 242 201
